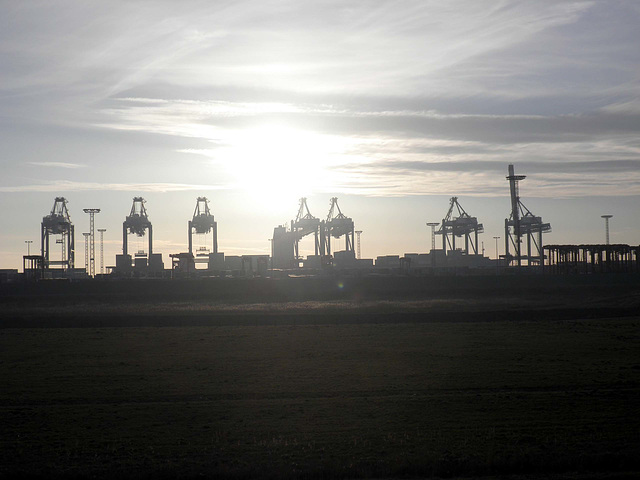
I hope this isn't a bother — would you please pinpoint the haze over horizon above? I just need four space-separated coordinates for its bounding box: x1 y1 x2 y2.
1 1 639 270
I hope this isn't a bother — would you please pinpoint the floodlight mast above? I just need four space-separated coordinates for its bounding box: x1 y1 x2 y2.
188 197 217 256
83 232 90 273
426 222 439 251
98 229 106 275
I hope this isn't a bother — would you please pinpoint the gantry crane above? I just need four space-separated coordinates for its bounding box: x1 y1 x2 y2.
188 197 217 257
41 197 75 269
291 198 321 260
436 197 484 254
505 164 551 267
123 197 152 258
324 197 354 256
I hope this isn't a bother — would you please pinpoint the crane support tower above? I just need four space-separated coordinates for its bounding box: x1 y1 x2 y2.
83 208 100 277
505 164 551 267
188 197 218 257
41 197 75 270
436 197 484 255
291 198 321 260
324 197 355 256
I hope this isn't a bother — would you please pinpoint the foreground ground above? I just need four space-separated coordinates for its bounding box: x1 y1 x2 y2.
1 276 639 478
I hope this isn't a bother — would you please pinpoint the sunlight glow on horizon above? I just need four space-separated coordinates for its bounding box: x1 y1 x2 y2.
197 124 364 209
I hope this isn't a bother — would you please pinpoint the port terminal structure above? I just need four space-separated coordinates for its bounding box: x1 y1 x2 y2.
545 244 640 274
15 164 640 282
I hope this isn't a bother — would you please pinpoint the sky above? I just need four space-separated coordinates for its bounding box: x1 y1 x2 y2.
1 0 639 270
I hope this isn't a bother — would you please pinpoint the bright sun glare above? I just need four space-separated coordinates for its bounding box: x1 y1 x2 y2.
215 125 350 209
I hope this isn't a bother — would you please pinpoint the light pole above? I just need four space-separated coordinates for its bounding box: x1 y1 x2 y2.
98 229 106 275
601 215 613 245
83 233 90 274
25 240 33 256
493 236 500 270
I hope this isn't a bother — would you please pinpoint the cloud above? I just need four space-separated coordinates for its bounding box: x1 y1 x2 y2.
0 1 601 108
324 166 640 198
348 159 640 175
2 1 639 201
28 161 86 169
0 181 229 193
91 95 640 198
99 95 640 144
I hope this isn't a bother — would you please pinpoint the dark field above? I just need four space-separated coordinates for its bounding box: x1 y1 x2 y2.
1 275 640 479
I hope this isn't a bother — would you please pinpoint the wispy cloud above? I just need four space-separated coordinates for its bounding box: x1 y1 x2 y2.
0 181 229 193
99 96 640 142
28 161 86 169
331 159 640 197
94 95 640 197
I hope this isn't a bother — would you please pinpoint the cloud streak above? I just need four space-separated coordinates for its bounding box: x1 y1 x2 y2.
28 161 86 169
93 95 640 197
0 181 228 193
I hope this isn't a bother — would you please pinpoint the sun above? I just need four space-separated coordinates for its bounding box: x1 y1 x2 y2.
215 124 347 210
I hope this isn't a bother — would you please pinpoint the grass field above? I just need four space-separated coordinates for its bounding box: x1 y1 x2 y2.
2 300 640 478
